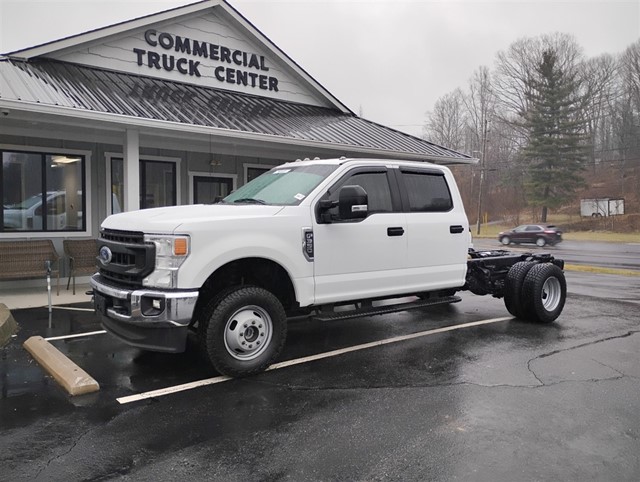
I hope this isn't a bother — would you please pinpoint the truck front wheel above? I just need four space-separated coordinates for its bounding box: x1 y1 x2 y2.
521 263 566 323
198 286 287 377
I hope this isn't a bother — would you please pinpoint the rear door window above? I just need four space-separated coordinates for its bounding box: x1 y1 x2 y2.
400 171 453 212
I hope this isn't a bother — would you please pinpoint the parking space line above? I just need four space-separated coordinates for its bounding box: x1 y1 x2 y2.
52 307 95 312
117 316 512 405
45 330 106 341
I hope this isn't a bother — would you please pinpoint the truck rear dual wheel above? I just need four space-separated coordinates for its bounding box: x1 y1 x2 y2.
504 262 566 323
504 261 534 319
198 286 287 377
521 263 566 323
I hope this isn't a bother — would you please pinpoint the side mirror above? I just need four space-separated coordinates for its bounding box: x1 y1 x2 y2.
339 185 368 220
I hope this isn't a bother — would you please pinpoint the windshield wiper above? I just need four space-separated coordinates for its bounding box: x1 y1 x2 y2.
232 198 267 205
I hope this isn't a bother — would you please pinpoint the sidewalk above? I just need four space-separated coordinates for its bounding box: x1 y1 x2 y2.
0 284 92 310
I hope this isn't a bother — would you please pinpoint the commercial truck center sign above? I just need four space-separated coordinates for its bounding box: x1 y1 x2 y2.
133 29 279 92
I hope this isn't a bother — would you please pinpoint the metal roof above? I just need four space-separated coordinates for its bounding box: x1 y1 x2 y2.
0 59 473 162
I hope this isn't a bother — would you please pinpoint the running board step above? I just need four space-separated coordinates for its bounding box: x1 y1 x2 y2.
312 295 462 322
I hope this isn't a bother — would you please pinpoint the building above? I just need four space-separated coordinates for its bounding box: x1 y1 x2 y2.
0 0 472 285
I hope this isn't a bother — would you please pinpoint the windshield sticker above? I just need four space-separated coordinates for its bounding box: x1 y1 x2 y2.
294 193 306 201
273 169 291 174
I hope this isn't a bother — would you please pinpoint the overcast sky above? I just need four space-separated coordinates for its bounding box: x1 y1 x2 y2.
1 0 638 137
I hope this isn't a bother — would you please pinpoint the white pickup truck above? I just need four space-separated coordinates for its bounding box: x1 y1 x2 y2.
91 158 567 377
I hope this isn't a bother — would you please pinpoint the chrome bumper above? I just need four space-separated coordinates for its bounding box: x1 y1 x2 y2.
90 274 199 328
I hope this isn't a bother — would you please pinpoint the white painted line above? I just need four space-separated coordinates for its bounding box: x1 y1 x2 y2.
45 330 107 341
52 306 95 312
117 375 233 404
117 316 512 405
266 317 512 371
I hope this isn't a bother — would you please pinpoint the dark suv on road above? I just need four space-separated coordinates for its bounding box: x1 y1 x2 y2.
498 224 563 247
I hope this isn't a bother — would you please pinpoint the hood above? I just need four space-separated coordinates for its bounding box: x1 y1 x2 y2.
101 204 285 233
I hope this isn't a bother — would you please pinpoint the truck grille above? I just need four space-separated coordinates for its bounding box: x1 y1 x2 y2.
98 229 155 287
101 229 145 245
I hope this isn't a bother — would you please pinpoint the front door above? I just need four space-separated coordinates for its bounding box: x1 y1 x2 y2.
312 167 407 304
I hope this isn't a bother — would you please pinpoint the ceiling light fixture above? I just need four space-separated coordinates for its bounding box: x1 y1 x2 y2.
52 155 81 164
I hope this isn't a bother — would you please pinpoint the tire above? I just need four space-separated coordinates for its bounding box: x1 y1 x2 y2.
535 237 546 247
521 263 567 323
198 286 287 377
501 236 511 245
503 261 536 319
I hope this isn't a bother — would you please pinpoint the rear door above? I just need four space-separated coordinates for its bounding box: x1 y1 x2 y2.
511 226 528 243
397 167 468 292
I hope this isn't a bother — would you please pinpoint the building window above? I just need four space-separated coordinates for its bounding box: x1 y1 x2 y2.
111 158 177 210
245 165 272 184
1 150 86 232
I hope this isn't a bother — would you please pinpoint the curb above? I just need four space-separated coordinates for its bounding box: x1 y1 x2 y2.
23 336 100 396
0 303 18 347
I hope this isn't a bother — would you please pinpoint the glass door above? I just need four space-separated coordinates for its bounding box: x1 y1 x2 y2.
193 176 233 204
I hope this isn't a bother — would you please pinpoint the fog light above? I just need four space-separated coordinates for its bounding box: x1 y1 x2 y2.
141 296 165 316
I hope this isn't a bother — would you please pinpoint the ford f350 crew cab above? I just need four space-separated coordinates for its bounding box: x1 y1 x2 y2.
91 158 567 377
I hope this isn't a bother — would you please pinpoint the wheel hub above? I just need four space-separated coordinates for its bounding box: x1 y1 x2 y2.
224 305 272 361
541 277 561 311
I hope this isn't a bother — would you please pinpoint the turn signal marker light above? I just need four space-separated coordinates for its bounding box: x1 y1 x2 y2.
174 238 188 256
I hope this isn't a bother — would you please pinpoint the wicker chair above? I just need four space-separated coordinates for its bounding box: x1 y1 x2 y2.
63 239 98 294
0 240 60 295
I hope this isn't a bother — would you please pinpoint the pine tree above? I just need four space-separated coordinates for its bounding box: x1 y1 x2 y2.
522 50 589 222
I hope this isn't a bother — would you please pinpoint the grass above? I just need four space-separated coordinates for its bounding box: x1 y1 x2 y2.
474 224 640 243
564 264 640 277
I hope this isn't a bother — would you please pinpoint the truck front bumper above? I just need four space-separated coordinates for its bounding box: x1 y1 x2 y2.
90 274 199 353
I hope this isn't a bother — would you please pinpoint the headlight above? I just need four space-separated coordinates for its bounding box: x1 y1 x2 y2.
142 234 190 288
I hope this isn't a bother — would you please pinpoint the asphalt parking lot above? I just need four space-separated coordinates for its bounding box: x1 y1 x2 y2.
1 271 639 481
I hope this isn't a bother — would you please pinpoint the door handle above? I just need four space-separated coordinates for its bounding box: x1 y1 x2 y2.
450 225 464 234
387 227 404 237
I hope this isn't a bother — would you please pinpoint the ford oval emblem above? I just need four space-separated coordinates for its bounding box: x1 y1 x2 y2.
99 246 113 264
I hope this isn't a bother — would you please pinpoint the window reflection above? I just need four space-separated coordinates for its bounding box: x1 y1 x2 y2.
1 151 85 232
111 158 177 211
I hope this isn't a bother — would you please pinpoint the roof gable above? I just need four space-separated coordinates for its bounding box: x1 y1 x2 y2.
4 0 349 112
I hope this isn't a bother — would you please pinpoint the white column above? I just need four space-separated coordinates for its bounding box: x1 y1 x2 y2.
123 129 140 211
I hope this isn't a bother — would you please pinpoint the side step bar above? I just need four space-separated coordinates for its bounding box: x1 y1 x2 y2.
313 295 462 322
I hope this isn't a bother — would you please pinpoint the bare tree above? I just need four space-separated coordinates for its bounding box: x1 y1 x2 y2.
582 54 619 165
423 88 467 151
463 66 495 152
620 39 640 112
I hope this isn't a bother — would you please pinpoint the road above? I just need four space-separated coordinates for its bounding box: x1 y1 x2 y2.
474 238 640 271
1 270 639 481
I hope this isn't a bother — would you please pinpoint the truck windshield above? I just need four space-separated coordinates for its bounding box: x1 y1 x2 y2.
223 164 338 206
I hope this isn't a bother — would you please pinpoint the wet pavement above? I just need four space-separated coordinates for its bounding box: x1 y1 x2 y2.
1 271 639 481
